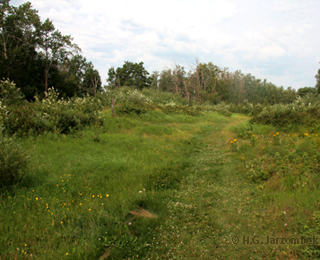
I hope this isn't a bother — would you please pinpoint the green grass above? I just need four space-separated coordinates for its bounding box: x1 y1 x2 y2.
0 111 232 259
1 110 320 259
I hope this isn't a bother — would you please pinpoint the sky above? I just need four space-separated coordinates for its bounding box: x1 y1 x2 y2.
11 0 320 89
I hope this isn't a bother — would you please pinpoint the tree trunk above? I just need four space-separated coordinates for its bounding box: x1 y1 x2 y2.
91 77 98 96
2 32 10 78
44 69 48 92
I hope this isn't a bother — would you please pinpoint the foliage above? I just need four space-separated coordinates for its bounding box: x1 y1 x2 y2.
37 18 80 92
297 86 317 97
250 96 320 129
0 1 40 81
106 60 300 108
0 131 28 188
0 85 214 137
56 54 102 97
105 87 190 108
0 79 24 105
0 1 100 99
107 61 150 90
207 102 232 117
115 101 202 117
243 133 320 183
82 66 102 96
229 123 320 258
158 68 174 92
141 88 188 106
1 87 103 135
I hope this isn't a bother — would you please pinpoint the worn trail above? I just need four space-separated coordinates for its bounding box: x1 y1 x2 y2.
151 115 261 259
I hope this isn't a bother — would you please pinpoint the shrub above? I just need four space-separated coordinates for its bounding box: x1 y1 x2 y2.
106 87 189 107
0 79 24 106
0 132 28 188
1 88 103 135
250 96 320 129
141 88 188 106
115 101 202 117
57 109 98 133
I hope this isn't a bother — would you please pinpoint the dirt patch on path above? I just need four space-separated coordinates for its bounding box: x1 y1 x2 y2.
129 208 157 218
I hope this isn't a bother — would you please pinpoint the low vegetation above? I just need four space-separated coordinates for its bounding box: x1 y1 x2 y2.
1 80 320 258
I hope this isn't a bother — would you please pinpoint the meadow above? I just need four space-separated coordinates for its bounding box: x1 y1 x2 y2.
1 86 320 259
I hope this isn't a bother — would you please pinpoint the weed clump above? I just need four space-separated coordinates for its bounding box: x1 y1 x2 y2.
0 133 28 188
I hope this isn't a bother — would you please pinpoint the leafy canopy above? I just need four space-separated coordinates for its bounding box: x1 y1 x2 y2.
107 61 150 90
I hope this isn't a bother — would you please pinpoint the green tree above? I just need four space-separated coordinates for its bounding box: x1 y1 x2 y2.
0 1 40 78
0 1 98 99
195 62 220 92
297 86 317 97
193 62 221 103
37 18 80 92
67 55 90 85
0 1 44 100
107 66 118 89
82 66 102 96
173 65 185 93
64 54 98 96
159 69 174 92
149 71 159 89
50 55 101 97
108 61 150 90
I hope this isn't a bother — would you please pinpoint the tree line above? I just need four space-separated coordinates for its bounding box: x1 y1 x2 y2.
107 61 307 105
1 1 319 105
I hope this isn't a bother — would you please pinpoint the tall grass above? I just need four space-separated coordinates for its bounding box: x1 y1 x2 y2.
227 125 320 259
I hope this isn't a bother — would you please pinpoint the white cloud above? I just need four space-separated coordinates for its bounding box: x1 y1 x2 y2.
9 0 320 88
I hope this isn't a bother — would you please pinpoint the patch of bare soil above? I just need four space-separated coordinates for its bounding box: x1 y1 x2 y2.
129 208 157 218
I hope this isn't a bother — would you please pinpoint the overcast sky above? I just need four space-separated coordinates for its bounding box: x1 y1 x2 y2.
11 0 320 89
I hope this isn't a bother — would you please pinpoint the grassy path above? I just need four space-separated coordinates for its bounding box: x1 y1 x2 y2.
146 114 309 260
144 114 263 259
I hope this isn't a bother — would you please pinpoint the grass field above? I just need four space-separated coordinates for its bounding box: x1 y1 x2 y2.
1 110 320 259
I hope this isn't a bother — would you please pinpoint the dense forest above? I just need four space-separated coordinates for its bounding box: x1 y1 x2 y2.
1 1 319 104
